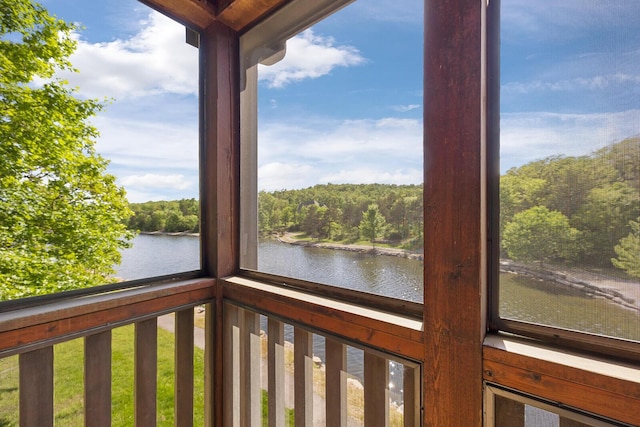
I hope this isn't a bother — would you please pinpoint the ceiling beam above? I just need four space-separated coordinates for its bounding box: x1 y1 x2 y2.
216 0 289 32
139 0 217 30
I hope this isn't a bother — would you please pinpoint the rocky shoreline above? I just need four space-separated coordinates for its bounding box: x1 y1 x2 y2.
275 232 424 260
501 260 640 312
274 232 639 312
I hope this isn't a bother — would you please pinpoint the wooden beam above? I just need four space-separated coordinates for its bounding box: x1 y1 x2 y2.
139 0 216 30
217 0 289 32
423 0 486 425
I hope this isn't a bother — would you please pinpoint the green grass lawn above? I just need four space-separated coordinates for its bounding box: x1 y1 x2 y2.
0 324 205 426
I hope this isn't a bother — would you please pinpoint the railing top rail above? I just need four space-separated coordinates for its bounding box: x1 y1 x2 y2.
0 278 215 358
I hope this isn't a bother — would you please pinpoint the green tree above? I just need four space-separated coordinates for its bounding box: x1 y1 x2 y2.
502 206 580 265
572 182 640 266
0 0 133 299
359 204 387 248
612 218 640 278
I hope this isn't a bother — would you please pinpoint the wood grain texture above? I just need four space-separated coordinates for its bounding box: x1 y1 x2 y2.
423 0 486 424
199 21 240 279
199 20 240 427
221 277 423 361
268 318 285 426
294 327 314 427
483 345 640 426
403 365 421 427
326 337 347 426
0 279 214 357
175 309 195 427
135 319 158 427
364 352 389 427
19 346 53 427
216 0 289 32
139 0 216 30
85 331 112 427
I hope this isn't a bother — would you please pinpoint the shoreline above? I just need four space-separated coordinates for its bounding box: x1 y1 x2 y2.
275 232 640 312
274 232 424 260
139 230 199 237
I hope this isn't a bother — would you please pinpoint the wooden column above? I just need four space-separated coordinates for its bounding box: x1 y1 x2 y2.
199 20 240 427
423 0 486 425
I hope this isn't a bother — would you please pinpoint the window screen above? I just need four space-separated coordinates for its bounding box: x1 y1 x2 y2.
498 1 640 342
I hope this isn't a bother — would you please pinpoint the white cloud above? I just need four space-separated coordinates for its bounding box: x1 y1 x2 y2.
501 110 640 172
258 117 423 191
59 11 197 99
258 29 365 88
321 167 422 186
121 173 191 190
93 115 198 171
503 73 640 95
391 104 421 112
502 1 640 42
258 162 317 191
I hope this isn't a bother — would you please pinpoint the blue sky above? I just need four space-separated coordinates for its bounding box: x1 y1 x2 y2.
36 0 640 201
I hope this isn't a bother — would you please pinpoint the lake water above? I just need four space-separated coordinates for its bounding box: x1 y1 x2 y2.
115 234 640 408
117 234 640 342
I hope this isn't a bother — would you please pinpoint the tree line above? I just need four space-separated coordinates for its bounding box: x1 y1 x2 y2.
259 183 424 249
127 198 199 233
126 138 640 278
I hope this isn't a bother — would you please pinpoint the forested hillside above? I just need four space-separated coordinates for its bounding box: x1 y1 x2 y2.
126 137 640 277
501 137 639 276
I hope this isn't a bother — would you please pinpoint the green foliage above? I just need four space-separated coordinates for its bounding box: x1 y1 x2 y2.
128 199 199 233
500 139 640 270
359 204 387 247
502 206 581 264
0 0 133 299
256 183 423 245
612 218 640 278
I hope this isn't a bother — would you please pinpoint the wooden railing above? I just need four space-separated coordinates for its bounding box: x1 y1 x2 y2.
220 276 423 427
0 278 214 427
0 275 423 426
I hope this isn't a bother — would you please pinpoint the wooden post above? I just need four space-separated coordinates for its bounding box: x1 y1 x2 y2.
326 337 347 426
85 331 112 427
294 327 314 427
175 309 195 427
20 346 54 427
423 0 486 425
364 352 389 427
268 318 285 427
135 319 158 427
